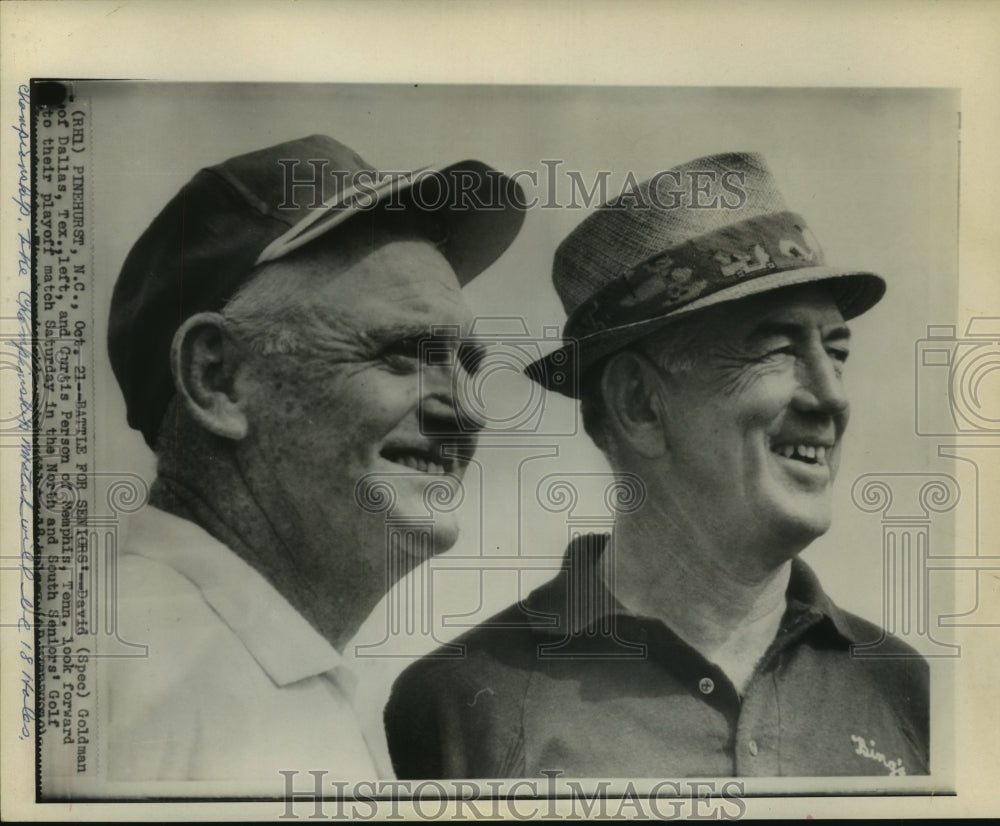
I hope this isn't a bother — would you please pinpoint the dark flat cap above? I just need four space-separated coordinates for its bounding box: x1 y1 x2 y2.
108 134 525 447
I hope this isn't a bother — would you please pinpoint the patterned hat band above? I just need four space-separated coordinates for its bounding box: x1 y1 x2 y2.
565 211 823 339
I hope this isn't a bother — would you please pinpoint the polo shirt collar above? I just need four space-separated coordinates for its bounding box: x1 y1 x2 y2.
523 533 864 645
122 505 344 686
783 557 869 645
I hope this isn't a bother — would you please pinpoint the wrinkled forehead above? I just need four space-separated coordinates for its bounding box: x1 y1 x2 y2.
715 282 848 336
680 283 844 336
641 282 849 364
261 235 474 333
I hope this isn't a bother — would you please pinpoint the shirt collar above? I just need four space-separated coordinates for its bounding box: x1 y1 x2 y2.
522 533 864 645
783 556 869 645
122 505 345 687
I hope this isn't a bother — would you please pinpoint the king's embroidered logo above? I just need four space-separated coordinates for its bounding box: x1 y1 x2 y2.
849 734 907 776
713 243 774 278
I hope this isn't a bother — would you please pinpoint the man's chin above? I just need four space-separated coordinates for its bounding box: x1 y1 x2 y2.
416 513 461 552
377 519 458 587
771 508 833 556
384 506 460 555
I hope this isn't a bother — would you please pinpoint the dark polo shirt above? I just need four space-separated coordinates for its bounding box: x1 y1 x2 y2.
385 534 929 779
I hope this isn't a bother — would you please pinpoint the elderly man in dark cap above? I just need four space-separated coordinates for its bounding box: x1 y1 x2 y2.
385 152 929 779
101 136 523 785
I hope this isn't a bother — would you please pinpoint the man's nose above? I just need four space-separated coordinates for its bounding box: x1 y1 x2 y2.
792 350 850 418
420 362 485 436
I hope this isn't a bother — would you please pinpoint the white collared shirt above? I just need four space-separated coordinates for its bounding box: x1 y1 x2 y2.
100 506 387 789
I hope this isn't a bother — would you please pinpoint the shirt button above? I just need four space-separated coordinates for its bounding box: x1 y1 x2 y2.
698 677 715 695
748 739 759 756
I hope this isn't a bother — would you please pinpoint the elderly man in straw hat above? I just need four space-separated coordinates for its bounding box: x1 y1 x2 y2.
99 135 523 786
384 152 929 778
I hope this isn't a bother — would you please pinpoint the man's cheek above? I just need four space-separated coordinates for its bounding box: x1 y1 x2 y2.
277 382 356 427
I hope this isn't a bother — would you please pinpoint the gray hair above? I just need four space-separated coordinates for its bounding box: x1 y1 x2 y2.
221 239 359 358
579 312 707 457
221 227 429 366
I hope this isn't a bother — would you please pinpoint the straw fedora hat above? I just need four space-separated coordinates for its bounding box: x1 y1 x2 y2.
525 152 885 396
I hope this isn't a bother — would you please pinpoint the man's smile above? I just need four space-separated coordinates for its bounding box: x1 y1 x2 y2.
769 440 834 466
379 442 463 475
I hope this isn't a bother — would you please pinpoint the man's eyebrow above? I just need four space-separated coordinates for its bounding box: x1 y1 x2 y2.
747 321 852 344
367 323 456 344
824 325 852 343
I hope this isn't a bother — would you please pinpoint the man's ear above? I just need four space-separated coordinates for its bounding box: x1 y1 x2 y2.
602 350 667 459
170 312 249 441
